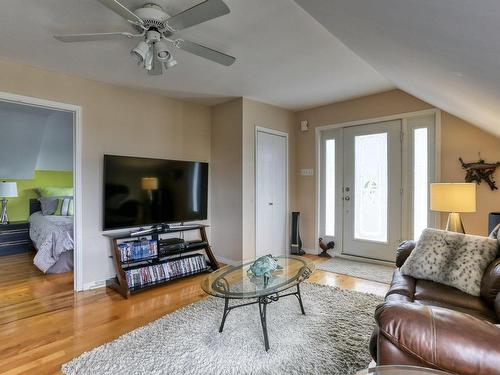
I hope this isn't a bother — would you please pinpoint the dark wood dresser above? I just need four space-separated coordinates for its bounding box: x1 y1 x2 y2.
0 221 32 256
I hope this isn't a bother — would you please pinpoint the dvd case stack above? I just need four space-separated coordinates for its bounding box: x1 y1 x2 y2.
117 239 158 262
125 255 207 289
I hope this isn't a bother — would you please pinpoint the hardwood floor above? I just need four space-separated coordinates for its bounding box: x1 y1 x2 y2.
0 253 389 375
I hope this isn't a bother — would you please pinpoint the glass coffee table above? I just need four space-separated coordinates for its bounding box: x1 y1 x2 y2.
201 255 315 351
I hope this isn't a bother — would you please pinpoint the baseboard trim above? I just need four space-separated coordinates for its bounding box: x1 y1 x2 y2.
336 253 395 267
83 279 107 291
302 247 318 255
215 255 238 266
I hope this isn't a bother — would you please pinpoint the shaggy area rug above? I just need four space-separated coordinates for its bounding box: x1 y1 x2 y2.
316 257 394 284
62 283 383 375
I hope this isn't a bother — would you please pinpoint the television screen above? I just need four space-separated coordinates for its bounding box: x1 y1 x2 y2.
103 155 208 230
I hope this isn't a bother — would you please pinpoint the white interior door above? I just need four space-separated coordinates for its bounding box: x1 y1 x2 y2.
342 120 402 261
256 129 287 258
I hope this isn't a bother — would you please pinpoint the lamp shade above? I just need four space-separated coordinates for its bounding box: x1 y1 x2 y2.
141 177 158 191
430 183 476 213
0 182 18 198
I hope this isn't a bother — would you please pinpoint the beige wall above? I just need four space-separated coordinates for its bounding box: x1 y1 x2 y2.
211 98 296 262
295 89 500 251
210 98 243 263
441 112 500 235
242 98 296 259
0 58 212 287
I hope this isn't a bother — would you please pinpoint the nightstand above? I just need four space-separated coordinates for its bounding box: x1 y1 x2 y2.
0 221 32 256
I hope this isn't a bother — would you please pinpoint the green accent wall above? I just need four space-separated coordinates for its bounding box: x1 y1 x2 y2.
3 170 73 221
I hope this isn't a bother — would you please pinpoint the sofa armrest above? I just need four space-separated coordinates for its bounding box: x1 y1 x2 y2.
395 240 416 267
496 293 500 320
375 303 500 375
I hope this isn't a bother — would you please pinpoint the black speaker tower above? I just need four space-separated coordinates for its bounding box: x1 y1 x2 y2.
290 212 305 255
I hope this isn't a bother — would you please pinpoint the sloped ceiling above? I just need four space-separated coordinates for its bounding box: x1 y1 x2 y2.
295 0 500 138
0 101 73 179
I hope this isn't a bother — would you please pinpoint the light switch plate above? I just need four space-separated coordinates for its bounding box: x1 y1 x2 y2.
300 168 314 176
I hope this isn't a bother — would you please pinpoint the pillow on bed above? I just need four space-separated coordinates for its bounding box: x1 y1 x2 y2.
54 197 74 216
39 187 73 198
38 197 59 215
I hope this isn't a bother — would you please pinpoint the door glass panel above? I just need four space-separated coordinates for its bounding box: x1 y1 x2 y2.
325 139 335 236
354 133 388 242
413 128 428 240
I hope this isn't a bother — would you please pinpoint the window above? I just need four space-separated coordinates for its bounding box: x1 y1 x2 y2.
413 127 428 240
325 139 336 236
354 133 388 242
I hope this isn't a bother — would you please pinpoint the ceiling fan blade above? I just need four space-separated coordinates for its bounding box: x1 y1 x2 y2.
175 39 235 66
166 0 230 31
148 56 163 75
97 0 144 26
54 32 138 42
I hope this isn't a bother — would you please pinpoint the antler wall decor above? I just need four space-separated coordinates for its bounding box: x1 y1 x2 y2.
459 157 500 190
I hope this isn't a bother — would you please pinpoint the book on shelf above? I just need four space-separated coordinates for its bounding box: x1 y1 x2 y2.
117 239 158 262
125 254 208 289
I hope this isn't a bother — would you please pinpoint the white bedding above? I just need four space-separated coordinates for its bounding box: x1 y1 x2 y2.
30 212 74 273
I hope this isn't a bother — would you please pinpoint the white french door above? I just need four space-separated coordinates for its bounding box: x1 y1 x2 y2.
318 114 436 262
342 121 402 261
256 128 288 258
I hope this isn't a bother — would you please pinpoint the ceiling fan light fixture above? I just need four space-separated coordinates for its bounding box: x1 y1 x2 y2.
144 47 154 70
131 40 150 64
155 40 171 61
164 58 178 69
54 0 237 74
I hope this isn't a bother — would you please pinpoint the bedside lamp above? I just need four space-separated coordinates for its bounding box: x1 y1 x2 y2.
430 183 476 233
0 181 18 225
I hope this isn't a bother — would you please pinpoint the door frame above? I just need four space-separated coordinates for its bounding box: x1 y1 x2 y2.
315 108 441 258
255 126 289 257
0 91 83 291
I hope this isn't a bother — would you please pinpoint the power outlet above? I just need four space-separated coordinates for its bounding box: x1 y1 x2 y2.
300 168 314 176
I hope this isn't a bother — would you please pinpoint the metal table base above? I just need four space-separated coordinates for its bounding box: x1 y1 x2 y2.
218 283 305 351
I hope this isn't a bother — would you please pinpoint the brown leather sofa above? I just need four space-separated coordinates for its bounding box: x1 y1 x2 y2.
370 239 500 375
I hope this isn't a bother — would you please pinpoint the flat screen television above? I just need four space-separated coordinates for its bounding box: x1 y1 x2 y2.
103 155 208 230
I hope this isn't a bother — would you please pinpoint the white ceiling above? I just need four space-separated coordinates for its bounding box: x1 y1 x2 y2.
295 0 500 138
0 0 392 110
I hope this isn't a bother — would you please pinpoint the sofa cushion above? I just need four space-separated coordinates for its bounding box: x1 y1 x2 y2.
400 229 498 296
386 268 416 299
375 303 500 375
481 258 500 305
414 279 497 322
496 294 500 320
396 240 416 267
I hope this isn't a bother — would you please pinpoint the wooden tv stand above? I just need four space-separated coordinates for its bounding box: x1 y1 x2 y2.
105 224 219 298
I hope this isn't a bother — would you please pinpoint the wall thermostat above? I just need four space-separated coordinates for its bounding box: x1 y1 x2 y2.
300 120 309 132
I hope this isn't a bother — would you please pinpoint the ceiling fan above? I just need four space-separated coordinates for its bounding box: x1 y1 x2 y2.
54 0 236 75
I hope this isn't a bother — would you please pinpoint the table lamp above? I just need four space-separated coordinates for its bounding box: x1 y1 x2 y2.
0 181 18 225
430 183 476 233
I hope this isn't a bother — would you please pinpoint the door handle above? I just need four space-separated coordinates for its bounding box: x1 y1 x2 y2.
268 202 273 206
344 196 350 201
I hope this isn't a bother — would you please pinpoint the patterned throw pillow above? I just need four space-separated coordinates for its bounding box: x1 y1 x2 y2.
54 197 74 216
400 228 498 296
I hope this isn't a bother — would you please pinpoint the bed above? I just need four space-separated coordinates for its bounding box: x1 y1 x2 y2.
29 199 74 273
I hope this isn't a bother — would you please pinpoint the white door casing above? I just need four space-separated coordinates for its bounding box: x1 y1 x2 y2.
316 109 439 263
0 91 83 291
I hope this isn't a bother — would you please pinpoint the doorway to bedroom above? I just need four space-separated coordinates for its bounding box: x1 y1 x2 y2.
0 94 81 305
